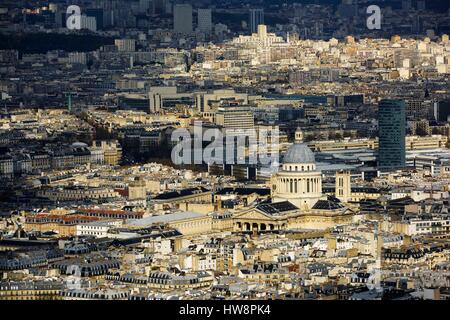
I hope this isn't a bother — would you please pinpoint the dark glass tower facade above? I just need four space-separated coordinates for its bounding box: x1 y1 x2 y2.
249 9 264 34
378 99 406 170
435 99 450 122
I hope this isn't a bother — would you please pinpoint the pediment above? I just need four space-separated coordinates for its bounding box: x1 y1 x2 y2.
234 209 275 220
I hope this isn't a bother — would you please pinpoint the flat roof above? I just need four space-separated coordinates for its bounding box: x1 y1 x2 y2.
406 148 450 159
127 211 205 226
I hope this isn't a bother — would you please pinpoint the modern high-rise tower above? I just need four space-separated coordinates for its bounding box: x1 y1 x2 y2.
197 8 212 34
249 8 264 34
153 0 167 14
174 4 193 34
434 100 450 122
378 99 406 170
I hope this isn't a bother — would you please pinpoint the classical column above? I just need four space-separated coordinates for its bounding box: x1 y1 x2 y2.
315 177 318 194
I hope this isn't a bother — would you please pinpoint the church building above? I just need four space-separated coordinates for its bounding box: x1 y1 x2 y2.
233 138 354 232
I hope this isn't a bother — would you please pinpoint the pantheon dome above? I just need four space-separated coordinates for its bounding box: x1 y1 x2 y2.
272 143 323 210
282 143 315 164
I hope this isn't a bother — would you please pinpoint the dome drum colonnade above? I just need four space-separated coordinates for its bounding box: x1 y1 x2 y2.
272 142 322 210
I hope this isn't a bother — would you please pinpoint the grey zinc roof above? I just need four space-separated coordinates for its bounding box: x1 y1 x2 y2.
127 211 205 226
283 143 315 164
257 201 299 215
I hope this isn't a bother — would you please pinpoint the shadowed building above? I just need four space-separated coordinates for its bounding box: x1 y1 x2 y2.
174 4 193 35
249 8 264 34
378 99 406 170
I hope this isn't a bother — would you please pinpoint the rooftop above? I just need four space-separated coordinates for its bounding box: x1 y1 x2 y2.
283 143 315 164
257 201 299 215
127 211 205 226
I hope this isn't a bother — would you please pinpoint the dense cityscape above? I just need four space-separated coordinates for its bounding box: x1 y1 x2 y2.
1 0 450 304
